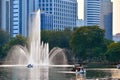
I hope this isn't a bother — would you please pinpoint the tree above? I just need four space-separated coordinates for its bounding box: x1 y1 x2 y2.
0 29 9 59
105 42 120 63
70 26 105 61
41 29 71 50
1 35 27 59
0 29 9 47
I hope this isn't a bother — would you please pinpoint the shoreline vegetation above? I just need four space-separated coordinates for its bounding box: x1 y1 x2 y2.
0 26 120 65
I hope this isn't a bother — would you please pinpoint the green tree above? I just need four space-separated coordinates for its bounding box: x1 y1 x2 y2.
1 35 27 59
105 42 120 63
70 26 105 61
0 29 9 47
41 29 71 50
0 29 9 59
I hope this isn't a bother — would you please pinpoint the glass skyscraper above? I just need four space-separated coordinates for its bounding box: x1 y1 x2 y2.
84 0 112 40
10 0 39 37
39 0 78 31
84 0 101 26
41 12 53 30
1 0 10 33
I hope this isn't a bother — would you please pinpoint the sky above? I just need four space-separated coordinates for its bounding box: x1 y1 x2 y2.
77 0 120 35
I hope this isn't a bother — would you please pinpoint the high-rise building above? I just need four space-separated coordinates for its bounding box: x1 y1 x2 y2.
84 0 101 26
10 0 39 37
39 0 78 31
1 0 10 33
10 0 21 37
100 0 112 40
41 12 53 30
84 0 112 40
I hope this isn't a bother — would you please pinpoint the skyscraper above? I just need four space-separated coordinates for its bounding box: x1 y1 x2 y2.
84 0 112 40
100 0 112 39
10 0 39 37
10 0 21 37
39 0 78 31
84 0 101 26
1 0 10 32
41 12 53 30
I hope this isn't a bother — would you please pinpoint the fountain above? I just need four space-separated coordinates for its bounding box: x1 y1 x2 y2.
0 10 73 80
5 10 49 66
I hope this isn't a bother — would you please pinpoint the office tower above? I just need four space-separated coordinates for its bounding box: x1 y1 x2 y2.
84 0 112 40
84 0 101 26
10 0 39 37
39 0 78 31
1 0 10 33
41 12 53 30
10 0 21 37
100 0 112 39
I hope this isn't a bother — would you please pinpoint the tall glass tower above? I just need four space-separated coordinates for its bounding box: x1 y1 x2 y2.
84 0 112 40
39 0 78 31
84 0 101 26
10 0 39 37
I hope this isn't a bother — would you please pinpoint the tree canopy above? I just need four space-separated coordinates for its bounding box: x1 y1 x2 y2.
105 42 120 63
70 26 105 61
41 29 71 50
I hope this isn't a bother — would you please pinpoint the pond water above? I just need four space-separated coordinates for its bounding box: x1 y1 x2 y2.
0 66 120 80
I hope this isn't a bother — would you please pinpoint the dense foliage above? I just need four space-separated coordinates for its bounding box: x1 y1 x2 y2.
105 42 120 63
0 26 119 63
0 29 9 59
0 35 27 59
41 28 71 50
70 26 108 62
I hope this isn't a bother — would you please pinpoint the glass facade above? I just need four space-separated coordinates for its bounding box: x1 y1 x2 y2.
84 0 112 40
41 12 53 30
10 0 20 37
84 0 101 26
39 0 78 31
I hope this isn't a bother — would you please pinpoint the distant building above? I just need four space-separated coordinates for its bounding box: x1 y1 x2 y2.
76 19 84 27
100 0 113 40
113 33 120 42
84 0 112 40
39 0 78 31
1 0 10 33
10 0 39 37
84 0 101 26
41 12 53 30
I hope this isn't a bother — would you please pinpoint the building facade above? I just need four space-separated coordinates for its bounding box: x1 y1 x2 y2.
10 0 39 37
41 12 53 30
39 0 78 31
84 0 112 40
100 0 112 39
84 0 101 26
1 0 10 33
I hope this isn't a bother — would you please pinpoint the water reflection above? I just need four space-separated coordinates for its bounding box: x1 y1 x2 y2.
0 67 120 80
75 73 86 80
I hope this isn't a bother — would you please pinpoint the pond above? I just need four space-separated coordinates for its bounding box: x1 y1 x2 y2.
0 66 120 80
